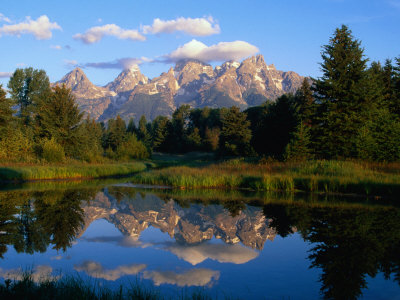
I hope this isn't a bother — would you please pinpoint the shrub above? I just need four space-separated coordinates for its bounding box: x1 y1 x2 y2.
115 135 149 161
41 138 65 163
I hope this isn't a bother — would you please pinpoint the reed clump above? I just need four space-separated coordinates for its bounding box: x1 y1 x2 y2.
132 159 400 197
0 162 147 182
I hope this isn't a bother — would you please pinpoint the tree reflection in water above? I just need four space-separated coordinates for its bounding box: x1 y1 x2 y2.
0 189 95 256
263 203 400 300
0 186 399 299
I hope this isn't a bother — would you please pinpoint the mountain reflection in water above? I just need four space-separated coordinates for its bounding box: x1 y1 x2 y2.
0 185 399 299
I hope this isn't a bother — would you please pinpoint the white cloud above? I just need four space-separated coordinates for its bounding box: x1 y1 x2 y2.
64 59 78 67
83 57 150 70
73 24 146 44
164 39 259 63
0 15 61 40
0 13 11 23
167 243 259 265
74 261 146 281
142 17 220 36
0 265 56 282
50 44 62 50
0 72 12 78
143 268 220 287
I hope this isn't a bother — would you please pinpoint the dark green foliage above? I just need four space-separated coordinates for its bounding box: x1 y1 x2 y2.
219 106 253 156
79 117 104 162
294 78 314 125
0 85 35 162
263 203 400 300
247 95 298 159
7 68 51 122
0 85 14 129
35 85 84 157
151 116 170 152
104 115 127 151
137 115 152 150
168 104 191 153
312 25 369 158
356 108 400 161
186 127 202 150
284 122 313 161
126 117 137 134
391 56 400 116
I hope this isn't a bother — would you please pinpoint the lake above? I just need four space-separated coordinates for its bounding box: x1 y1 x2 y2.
0 180 399 299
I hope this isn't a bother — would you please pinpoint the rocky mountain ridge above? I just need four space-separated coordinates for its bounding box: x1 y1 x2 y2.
55 55 304 122
77 189 276 251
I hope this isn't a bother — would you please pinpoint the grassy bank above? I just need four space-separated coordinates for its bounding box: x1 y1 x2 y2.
0 161 147 182
0 274 214 300
132 159 400 197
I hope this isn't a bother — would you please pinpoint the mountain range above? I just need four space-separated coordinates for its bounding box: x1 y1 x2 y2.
55 55 304 122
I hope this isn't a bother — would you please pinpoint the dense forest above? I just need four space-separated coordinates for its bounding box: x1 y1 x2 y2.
0 25 399 163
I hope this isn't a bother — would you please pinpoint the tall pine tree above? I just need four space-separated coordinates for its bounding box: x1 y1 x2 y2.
219 106 252 156
312 25 368 158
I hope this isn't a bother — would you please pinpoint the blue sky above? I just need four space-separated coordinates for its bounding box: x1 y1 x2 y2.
0 0 399 87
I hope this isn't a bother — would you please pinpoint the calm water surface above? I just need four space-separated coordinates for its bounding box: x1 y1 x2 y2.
0 181 399 299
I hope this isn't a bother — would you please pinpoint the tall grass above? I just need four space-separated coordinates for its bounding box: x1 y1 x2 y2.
0 162 147 182
131 159 400 197
0 273 216 300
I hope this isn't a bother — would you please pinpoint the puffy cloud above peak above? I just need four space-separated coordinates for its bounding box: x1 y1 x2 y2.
142 17 220 36
64 59 78 68
164 39 259 63
82 57 152 70
0 15 61 40
73 24 146 44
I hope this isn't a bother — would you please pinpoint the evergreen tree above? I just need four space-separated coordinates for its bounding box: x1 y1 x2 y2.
391 56 400 116
355 108 400 161
151 116 170 152
186 127 202 151
382 59 394 104
0 85 14 131
35 85 83 157
219 106 252 156
284 122 313 161
251 95 298 159
294 78 314 126
169 104 191 153
79 116 104 162
137 115 152 150
127 118 137 134
7 67 50 123
312 25 369 158
105 115 127 151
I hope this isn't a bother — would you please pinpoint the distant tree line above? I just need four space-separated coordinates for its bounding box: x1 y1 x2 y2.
0 25 399 163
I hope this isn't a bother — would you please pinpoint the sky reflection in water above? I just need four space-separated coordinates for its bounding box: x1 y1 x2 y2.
0 184 399 299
